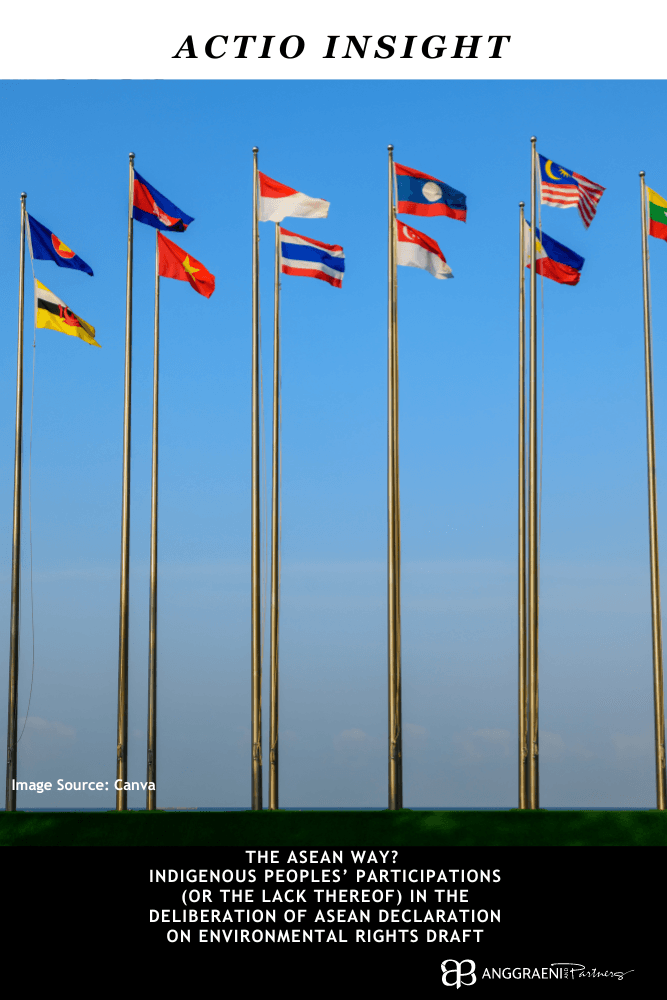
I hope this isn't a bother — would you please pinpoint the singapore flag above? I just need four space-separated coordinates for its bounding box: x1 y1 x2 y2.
396 220 453 279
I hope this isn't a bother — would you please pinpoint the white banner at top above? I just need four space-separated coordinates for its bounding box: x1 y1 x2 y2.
3 0 665 80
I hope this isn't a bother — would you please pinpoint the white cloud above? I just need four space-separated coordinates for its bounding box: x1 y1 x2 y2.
20 716 75 739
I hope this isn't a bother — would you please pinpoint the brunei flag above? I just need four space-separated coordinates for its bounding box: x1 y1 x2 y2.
35 280 100 347
157 232 215 297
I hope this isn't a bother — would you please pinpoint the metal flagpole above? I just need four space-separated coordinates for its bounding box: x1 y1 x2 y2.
387 145 402 809
147 229 160 810
251 147 263 810
269 222 281 810
116 152 134 811
518 201 528 809
528 138 540 809
5 192 26 813
639 171 667 810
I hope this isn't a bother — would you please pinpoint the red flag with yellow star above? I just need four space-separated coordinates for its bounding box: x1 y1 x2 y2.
157 231 215 297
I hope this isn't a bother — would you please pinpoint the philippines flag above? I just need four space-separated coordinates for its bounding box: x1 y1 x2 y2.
395 162 466 222
133 170 194 232
396 221 453 279
280 228 344 288
524 221 584 285
538 154 605 229
260 172 329 223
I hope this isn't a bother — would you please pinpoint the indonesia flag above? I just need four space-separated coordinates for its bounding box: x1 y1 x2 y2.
396 221 453 279
259 172 329 223
280 228 344 288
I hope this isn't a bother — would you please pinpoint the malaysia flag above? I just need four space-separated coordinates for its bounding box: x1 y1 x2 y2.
538 154 605 229
280 228 344 288
260 173 329 223
396 221 453 279
133 170 194 232
524 221 584 285
395 162 466 222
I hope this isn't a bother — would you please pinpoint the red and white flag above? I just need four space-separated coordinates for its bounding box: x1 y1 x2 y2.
396 221 453 279
538 154 605 229
259 172 329 223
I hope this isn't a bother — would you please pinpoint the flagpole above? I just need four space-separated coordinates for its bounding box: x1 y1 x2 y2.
639 171 667 810
387 145 402 810
518 201 528 809
5 192 26 813
147 229 160 811
116 152 134 811
269 222 281 811
528 137 539 809
251 147 263 810
393 179 403 812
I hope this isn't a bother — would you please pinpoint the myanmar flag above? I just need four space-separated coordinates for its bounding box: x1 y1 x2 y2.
157 232 215 297
648 187 667 241
35 280 100 347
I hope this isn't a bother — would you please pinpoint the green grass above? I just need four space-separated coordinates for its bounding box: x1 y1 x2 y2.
1 810 665 846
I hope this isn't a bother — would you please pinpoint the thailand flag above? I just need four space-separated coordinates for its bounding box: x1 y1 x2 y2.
260 172 329 223
396 221 453 280
280 228 344 288
133 170 194 232
524 221 584 285
395 162 466 222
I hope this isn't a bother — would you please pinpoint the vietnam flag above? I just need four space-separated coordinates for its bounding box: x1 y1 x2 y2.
157 232 215 297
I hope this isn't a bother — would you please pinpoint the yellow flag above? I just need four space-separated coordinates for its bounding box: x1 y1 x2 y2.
34 279 100 347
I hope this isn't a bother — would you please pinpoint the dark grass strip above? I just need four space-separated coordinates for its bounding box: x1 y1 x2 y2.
1 810 665 847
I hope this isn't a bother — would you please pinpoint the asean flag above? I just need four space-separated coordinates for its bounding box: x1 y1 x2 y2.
133 170 194 232
27 214 93 275
157 232 215 297
396 221 453 279
524 221 584 285
395 162 467 222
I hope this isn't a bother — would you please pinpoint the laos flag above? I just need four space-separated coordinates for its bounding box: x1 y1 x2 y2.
133 170 194 232
280 228 344 288
395 162 467 222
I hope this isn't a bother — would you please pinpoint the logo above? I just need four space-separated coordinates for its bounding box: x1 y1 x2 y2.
422 180 443 203
50 233 75 259
57 304 81 328
441 960 476 988
151 198 179 228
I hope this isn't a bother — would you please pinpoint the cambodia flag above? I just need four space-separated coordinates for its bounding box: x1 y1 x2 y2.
133 171 194 232
157 232 214 297
27 214 93 275
524 221 584 285
280 228 344 288
395 162 466 222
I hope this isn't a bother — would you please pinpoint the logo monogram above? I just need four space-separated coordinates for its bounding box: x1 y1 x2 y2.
441 960 476 988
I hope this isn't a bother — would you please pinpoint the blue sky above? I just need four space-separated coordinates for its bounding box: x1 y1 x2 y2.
1 79 666 808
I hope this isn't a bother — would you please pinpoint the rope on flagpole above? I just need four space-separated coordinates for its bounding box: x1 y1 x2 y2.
537 202 545 588
15 220 38 747
259 268 269 676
